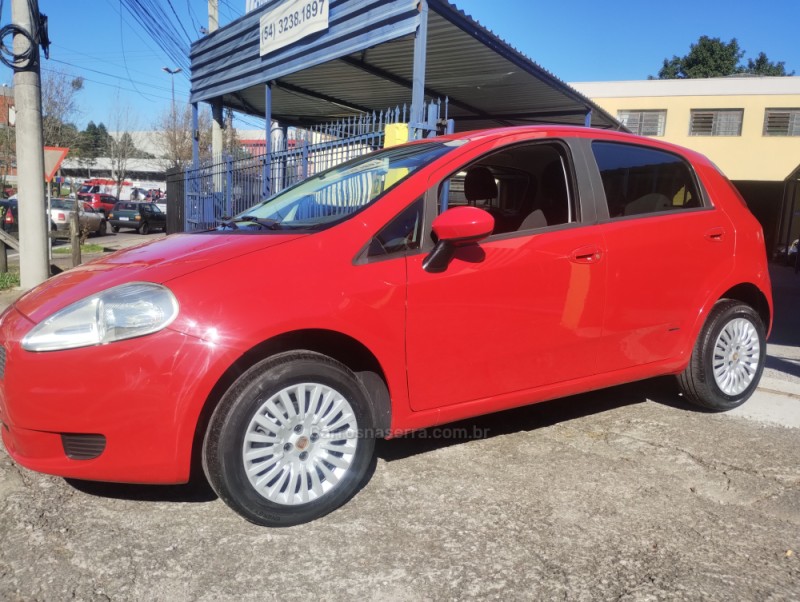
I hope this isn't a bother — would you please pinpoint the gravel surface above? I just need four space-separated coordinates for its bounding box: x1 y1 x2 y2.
1 383 798 601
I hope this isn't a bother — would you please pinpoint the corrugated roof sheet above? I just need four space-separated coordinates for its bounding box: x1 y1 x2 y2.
190 0 621 130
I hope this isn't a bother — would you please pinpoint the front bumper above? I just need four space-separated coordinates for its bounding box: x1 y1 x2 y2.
0 306 242 484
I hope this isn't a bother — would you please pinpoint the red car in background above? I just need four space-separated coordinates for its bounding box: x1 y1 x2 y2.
0 126 772 527
76 191 117 216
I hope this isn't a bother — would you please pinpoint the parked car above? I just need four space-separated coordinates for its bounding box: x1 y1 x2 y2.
1 198 60 235
108 201 166 234
49 198 107 236
76 192 117 216
129 187 152 202
0 198 19 235
0 127 772 527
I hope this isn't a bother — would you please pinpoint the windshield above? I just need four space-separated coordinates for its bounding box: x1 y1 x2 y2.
223 141 457 231
51 199 77 210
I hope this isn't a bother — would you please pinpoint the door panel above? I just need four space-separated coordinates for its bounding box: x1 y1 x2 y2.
597 209 734 371
405 226 606 411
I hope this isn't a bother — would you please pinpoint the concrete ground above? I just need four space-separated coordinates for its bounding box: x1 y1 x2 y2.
0 252 798 601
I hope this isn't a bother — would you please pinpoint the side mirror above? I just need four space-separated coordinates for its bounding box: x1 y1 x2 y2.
423 206 494 273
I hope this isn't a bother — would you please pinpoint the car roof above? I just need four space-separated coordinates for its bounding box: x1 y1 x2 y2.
428 125 712 166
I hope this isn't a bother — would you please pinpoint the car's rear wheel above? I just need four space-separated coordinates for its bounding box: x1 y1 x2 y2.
677 300 765 411
141 222 150 235
97 220 107 236
203 352 376 527
112 225 120 233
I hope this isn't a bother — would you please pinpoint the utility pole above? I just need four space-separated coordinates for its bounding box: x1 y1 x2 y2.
209 0 223 164
12 0 49 287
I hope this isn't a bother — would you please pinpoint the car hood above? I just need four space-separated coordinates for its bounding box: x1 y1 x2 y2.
14 233 303 323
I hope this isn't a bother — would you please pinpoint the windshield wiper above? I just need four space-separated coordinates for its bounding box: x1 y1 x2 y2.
220 215 282 230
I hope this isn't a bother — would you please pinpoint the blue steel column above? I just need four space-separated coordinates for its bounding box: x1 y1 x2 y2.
192 103 199 167
263 83 272 198
188 102 199 231
409 0 429 141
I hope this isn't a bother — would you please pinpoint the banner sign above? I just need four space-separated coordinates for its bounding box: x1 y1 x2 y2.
260 0 329 56
246 0 270 13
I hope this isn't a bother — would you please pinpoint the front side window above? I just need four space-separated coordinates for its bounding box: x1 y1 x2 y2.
618 110 667 136
592 142 703 218
227 142 458 231
690 109 743 136
438 143 575 236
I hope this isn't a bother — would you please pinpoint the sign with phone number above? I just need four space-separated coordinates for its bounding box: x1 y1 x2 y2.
259 0 329 56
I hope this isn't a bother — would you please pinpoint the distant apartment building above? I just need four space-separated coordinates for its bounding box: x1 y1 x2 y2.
571 76 800 255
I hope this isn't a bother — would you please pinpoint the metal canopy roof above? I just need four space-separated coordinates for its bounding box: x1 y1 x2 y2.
190 0 621 131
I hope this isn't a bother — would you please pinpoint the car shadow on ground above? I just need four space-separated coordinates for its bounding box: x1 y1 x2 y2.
765 355 800 378
65 474 218 503
376 376 694 462
63 376 696 504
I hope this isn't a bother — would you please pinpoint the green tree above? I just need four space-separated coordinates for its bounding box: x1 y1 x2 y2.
654 36 794 79
746 52 792 76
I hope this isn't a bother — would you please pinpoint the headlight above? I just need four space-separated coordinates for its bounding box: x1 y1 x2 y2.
22 282 179 352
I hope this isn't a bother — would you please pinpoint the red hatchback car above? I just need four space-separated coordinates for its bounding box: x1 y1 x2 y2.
0 127 772 526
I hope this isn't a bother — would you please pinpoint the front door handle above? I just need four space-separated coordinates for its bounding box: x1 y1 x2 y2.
705 227 726 242
570 245 602 264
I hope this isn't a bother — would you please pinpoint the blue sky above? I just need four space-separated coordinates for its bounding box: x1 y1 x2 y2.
1 0 798 130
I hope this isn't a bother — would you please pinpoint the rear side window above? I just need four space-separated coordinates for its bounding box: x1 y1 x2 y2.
592 142 703 218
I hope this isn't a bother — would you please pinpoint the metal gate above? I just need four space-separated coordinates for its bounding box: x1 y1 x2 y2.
184 99 450 232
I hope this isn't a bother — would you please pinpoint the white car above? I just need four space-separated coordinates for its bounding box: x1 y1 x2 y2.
49 198 107 236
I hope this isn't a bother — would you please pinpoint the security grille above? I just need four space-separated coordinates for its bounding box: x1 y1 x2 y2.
617 110 666 136
763 109 800 136
183 98 450 232
690 109 743 136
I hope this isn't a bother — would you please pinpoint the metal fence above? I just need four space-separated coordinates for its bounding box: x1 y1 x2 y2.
183 98 450 232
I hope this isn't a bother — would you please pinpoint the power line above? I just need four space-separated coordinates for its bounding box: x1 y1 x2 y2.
48 58 177 95
40 65 180 105
185 0 201 32
119 0 190 73
51 44 182 85
165 0 193 44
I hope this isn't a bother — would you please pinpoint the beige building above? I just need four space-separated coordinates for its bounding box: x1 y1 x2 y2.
571 77 800 256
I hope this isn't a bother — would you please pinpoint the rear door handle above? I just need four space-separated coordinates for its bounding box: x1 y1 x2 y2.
570 245 602 264
705 227 726 242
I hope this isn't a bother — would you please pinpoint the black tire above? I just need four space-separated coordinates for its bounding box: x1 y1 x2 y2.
141 222 150 235
203 352 376 527
112 225 120 233
677 300 766 411
97 220 107 236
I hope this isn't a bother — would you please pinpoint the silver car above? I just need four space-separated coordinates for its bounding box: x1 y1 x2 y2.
49 198 107 236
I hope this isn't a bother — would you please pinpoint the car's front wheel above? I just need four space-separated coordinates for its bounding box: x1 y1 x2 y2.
203 352 376 526
677 300 766 411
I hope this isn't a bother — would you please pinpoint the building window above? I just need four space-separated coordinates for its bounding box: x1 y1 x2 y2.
689 109 743 136
763 109 800 136
617 110 666 136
